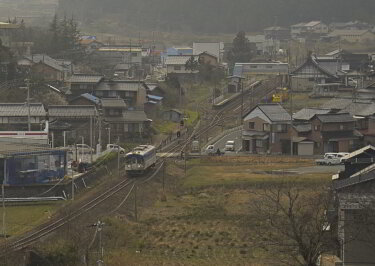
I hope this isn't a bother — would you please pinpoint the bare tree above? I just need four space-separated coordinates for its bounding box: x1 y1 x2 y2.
251 182 337 266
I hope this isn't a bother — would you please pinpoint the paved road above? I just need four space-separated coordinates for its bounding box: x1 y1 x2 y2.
290 164 344 174
203 129 242 155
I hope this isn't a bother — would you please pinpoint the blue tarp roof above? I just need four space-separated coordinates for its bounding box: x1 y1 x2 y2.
81 93 100 105
147 94 163 101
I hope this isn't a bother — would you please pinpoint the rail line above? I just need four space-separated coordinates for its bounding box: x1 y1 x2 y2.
0 77 281 257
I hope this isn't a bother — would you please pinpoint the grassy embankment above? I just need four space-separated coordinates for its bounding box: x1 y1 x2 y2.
0 204 59 238
102 156 337 265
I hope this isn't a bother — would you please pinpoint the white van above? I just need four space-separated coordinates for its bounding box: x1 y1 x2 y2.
205 145 215 155
225 140 235 152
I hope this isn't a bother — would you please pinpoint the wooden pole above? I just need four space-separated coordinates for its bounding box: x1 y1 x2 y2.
134 186 138 222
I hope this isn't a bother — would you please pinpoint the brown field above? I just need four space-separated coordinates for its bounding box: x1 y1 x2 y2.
103 156 336 265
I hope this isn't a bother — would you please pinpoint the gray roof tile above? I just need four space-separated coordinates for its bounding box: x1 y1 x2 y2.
105 110 148 122
25 54 70 72
67 74 103 83
100 98 126 108
258 104 291 122
48 105 96 118
316 113 355 123
96 80 145 92
293 108 331 121
0 103 46 117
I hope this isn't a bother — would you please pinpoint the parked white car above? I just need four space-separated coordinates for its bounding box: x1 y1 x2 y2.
106 144 126 154
68 144 94 154
315 153 342 165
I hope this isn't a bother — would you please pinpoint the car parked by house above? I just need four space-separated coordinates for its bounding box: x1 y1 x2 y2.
75 144 95 153
224 140 235 152
106 144 126 154
315 153 342 165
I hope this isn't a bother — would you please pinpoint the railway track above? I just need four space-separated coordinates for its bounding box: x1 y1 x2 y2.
0 77 282 257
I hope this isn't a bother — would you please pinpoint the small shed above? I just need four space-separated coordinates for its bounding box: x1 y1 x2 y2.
162 109 183 122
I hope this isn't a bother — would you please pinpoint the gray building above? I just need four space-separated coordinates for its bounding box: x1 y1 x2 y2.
162 109 183 123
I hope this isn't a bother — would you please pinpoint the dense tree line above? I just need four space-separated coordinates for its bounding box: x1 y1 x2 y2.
58 0 375 33
11 15 81 59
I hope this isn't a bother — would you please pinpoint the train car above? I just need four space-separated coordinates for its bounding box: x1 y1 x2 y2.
125 145 156 175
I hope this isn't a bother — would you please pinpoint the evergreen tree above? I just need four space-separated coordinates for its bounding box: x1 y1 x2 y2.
227 31 255 71
185 56 199 73
49 14 60 53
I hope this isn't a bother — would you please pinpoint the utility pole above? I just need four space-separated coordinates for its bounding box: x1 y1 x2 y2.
51 132 54 148
26 79 31 131
239 77 245 125
107 127 111 145
90 116 93 163
71 162 75 201
97 221 104 265
81 136 84 162
63 131 66 147
2 184 7 265
162 162 165 192
98 112 102 154
289 75 294 156
134 185 138 222
117 144 120 178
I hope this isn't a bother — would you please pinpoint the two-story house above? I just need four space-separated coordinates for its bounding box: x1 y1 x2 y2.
18 54 73 82
66 74 104 97
100 98 150 141
310 113 360 154
165 55 199 75
94 80 147 109
0 103 46 131
242 104 291 154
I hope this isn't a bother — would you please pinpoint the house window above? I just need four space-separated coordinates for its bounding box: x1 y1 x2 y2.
95 91 103 97
273 124 287 133
174 66 181 71
131 52 138 57
314 125 321 131
266 65 273 69
249 122 255 129
263 123 270 131
250 65 257 69
256 140 263 147
108 91 117 97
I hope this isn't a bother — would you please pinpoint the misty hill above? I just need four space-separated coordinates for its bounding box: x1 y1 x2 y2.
58 0 375 33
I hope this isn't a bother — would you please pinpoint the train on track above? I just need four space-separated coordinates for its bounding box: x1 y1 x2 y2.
125 145 157 175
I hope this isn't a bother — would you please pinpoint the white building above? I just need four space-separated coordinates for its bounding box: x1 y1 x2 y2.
165 55 199 75
247 35 280 55
193 42 223 62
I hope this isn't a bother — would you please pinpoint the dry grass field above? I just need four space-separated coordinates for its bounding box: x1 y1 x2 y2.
103 156 337 265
